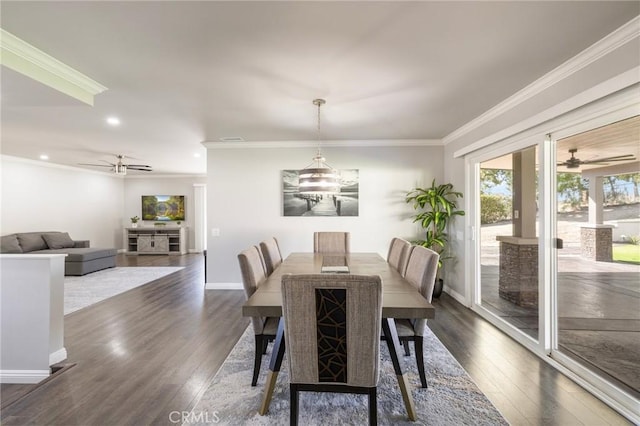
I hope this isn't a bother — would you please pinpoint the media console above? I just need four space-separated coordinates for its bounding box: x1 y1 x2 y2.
125 227 187 255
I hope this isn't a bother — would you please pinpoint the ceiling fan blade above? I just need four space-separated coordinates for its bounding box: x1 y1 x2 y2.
78 163 113 167
127 167 153 171
125 164 152 168
581 158 636 165
582 154 635 163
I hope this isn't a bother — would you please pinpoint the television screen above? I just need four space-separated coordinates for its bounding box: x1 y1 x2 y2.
142 195 185 221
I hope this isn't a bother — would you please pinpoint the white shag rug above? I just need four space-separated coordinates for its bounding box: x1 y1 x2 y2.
64 266 184 315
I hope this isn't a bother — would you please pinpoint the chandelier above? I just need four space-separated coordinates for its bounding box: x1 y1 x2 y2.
298 99 340 195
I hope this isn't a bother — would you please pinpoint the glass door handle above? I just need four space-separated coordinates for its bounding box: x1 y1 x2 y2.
554 238 563 249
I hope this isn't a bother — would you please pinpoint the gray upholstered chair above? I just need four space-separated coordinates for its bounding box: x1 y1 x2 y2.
237 246 279 386
282 274 382 426
259 237 282 276
387 237 412 276
394 245 439 388
313 231 350 254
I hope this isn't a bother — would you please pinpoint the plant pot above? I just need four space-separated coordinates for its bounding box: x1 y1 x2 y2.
432 278 444 299
131 223 138 228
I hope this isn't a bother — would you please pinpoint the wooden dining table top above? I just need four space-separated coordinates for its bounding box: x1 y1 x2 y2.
242 252 435 319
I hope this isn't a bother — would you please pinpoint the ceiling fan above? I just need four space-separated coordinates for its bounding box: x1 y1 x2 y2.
557 148 635 169
79 155 152 175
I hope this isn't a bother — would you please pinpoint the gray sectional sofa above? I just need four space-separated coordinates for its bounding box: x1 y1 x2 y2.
1 231 117 276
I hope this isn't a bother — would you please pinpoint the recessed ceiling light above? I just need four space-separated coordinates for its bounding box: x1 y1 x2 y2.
106 116 121 126
39 154 49 160
219 136 244 142
193 153 201 158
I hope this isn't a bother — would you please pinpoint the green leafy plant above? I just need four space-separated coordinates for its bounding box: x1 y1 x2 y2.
130 215 140 223
406 179 465 265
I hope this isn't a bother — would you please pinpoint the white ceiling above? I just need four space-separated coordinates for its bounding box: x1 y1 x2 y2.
1 1 638 175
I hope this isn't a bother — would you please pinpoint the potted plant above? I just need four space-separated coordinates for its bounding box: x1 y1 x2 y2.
130 215 140 228
406 179 465 298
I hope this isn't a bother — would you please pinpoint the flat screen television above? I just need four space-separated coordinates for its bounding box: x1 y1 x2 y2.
141 195 185 221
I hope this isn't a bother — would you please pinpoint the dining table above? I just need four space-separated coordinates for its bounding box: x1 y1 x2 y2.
242 252 436 421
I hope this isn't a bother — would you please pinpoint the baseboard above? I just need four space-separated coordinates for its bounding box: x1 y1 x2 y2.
49 348 67 365
0 369 50 384
205 282 243 290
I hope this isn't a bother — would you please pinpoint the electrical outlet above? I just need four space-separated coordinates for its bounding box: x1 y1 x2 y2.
514 210 519 219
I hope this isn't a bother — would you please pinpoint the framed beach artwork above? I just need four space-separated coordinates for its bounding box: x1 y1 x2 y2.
282 169 359 217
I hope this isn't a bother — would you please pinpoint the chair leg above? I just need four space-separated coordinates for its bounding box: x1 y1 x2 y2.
414 336 427 388
262 337 269 354
368 387 377 426
290 384 299 426
402 339 410 356
252 334 263 386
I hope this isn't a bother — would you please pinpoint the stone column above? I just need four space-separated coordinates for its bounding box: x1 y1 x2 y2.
580 224 613 261
496 236 539 308
496 147 539 307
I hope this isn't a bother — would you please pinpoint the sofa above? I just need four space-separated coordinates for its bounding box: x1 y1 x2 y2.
0 231 117 276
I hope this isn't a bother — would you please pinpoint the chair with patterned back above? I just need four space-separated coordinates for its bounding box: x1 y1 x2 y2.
393 245 439 388
259 237 283 276
313 232 350 254
282 274 382 426
237 246 279 386
386 237 412 276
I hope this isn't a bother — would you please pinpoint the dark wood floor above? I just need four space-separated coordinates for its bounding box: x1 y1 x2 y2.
1 254 631 425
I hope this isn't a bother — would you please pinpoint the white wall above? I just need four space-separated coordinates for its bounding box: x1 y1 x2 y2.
123 176 207 251
1 156 124 248
206 145 443 284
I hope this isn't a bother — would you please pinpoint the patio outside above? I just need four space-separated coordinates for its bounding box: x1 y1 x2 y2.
479 178 640 397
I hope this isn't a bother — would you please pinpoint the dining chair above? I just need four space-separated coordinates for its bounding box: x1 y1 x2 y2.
393 245 439 388
259 237 282 276
313 231 350 254
282 274 382 426
386 237 412 276
237 246 279 386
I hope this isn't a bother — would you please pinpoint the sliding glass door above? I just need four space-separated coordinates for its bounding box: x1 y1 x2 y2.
468 109 639 418
551 116 640 400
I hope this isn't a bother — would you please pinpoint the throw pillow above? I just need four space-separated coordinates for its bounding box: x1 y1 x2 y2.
1 235 23 253
16 233 48 252
42 232 76 249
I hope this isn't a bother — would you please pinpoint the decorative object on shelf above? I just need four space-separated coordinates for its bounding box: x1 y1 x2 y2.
79 154 152 175
406 179 465 298
154 222 167 227
298 99 340 195
130 215 140 228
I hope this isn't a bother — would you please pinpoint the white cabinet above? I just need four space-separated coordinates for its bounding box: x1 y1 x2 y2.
125 227 187 255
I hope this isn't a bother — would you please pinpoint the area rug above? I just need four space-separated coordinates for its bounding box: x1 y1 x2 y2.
188 326 508 425
64 266 183 315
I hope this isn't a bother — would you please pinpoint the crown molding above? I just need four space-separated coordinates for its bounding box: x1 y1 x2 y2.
443 15 640 146
202 139 441 150
0 28 107 105
453 68 640 158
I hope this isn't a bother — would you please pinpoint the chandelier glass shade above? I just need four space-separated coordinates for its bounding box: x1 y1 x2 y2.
298 99 340 195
